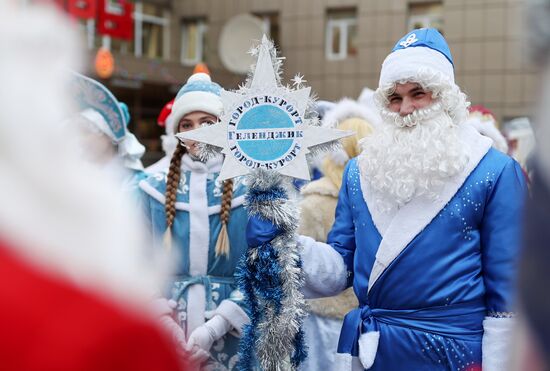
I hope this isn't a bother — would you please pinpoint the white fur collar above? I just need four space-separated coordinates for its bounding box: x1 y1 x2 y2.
359 124 492 293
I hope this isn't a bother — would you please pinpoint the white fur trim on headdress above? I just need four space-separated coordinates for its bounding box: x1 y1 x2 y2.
379 47 455 87
118 133 145 171
80 108 115 141
80 108 145 170
170 90 223 126
322 98 381 129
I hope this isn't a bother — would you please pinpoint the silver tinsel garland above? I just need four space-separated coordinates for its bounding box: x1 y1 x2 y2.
245 170 308 370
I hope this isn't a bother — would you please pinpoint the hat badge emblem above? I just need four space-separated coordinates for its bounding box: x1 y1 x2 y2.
399 33 418 48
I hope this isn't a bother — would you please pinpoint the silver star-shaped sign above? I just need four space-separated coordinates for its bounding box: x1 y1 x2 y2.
178 35 351 180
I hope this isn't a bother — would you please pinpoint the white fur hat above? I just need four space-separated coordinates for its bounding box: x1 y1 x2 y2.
171 73 223 125
379 28 455 87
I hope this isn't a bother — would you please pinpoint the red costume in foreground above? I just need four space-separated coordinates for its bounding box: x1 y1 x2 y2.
0 240 183 371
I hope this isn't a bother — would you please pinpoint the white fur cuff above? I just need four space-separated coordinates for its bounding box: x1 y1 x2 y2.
358 331 380 369
482 316 515 371
298 235 348 299
208 299 250 337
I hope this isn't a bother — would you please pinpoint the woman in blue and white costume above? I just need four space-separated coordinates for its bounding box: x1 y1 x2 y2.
139 72 250 370
72 73 146 186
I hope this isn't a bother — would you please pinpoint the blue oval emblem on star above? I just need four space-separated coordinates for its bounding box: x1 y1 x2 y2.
227 95 304 170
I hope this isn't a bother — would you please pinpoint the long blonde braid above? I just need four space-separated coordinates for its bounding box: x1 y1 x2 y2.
215 178 234 257
163 142 186 251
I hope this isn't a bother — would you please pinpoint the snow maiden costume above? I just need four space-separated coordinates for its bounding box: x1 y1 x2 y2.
139 73 250 370
71 73 147 186
247 29 527 370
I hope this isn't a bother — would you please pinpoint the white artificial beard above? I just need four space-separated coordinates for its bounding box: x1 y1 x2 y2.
359 103 469 213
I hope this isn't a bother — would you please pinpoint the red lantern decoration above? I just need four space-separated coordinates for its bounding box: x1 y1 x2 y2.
95 47 115 79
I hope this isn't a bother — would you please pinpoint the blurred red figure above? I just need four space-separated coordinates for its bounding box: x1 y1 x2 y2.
0 240 183 371
0 3 187 370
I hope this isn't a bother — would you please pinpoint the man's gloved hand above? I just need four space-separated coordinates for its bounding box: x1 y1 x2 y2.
246 214 284 248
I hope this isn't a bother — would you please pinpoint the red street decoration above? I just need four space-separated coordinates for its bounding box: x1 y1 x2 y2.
67 0 97 19
97 0 133 40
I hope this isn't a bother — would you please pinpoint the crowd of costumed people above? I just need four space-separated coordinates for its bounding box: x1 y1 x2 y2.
2 1 550 371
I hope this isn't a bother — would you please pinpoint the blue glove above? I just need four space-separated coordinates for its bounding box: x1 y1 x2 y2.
246 214 284 248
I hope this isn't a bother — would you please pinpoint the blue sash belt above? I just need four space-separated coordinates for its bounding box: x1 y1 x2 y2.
338 299 486 356
170 275 235 311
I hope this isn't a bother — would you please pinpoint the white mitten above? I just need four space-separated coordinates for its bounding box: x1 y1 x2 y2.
187 314 232 352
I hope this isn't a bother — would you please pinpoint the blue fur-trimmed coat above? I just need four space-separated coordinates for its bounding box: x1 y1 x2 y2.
139 155 249 370
300 125 527 370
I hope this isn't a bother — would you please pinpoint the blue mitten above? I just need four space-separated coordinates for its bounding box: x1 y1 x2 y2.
246 214 284 248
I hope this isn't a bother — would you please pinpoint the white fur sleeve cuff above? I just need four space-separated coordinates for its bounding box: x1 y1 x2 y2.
208 299 250 337
482 316 515 371
298 235 348 299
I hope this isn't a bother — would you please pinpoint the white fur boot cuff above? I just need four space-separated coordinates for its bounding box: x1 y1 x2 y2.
358 331 380 369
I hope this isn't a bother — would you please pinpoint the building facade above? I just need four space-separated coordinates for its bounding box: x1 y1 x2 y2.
76 0 537 163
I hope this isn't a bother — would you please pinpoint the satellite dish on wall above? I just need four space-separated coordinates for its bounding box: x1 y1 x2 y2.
219 14 265 74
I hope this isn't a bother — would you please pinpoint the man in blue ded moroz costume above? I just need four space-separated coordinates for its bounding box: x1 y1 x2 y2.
247 28 527 370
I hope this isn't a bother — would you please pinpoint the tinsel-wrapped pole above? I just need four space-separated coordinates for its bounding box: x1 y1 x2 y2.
178 35 350 371
236 170 307 370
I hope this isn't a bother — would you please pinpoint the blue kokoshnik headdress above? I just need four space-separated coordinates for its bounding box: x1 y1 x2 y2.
71 72 145 171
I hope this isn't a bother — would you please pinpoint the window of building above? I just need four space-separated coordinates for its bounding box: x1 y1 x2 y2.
180 18 207 66
407 2 443 33
134 2 171 60
325 8 358 61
